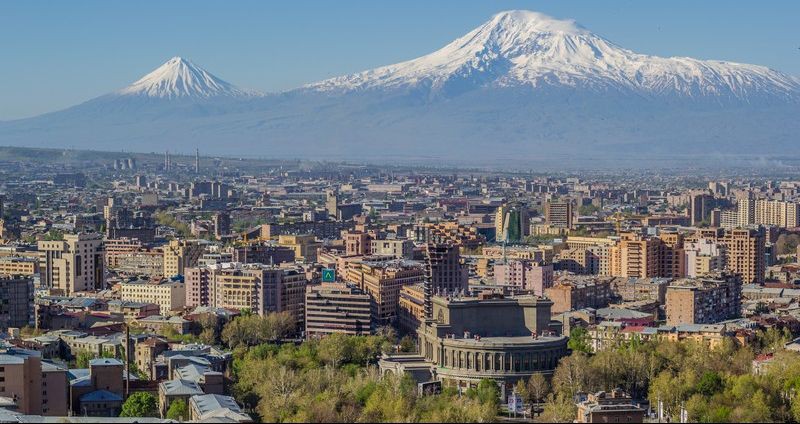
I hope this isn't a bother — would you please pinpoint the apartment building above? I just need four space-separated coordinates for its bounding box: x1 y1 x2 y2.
687 228 765 284
0 348 69 416
38 232 104 295
545 200 574 229
545 276 614 314
104 237 145 268
344 231 371 256
344 258 425 325
277 234 321 263
119 278 186 315
0 256 37 276
186 263 307 324
556 248 601 275
231 243 296 265
413 222 485 250
0 275 34 329
684 239 726 278
370 239 414 259
609 277 669 304
609 233 685 279
493 259 554 296
305 283 372 338
665 274 741 325
398 283 425 334
162 239 206 278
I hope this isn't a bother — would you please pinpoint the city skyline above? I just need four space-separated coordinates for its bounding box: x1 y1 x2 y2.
3 2 800 423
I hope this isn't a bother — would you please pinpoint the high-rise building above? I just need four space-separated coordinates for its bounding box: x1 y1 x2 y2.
162 239 206 278
545 200 573 229
689 191 714 226
493 259 553 296
666 273 741 325
305 283 372 338
325 188 339 218
0 349 69 416
0 275 34 329
684 239 726 278
737 193 755 227
425 243 468 295
495 203 529 242
687 228 765 284
708 181 729 197
720 210 739 229
344 231 371 256
185 263 307 325
608 233 684 279
423 243 468 319
212 212 230 238
38 232 104 295
344 258 426 325
754 199 800 228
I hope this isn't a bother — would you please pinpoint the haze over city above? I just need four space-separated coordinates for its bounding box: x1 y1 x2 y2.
1 2 799 423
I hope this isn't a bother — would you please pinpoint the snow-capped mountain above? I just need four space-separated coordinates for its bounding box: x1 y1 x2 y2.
308 10 799 101
117 56 260 99
0 10 798 165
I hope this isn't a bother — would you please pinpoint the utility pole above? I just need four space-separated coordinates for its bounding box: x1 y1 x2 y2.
125 323 131 398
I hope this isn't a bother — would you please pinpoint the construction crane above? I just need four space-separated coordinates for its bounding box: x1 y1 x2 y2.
610 211 625 235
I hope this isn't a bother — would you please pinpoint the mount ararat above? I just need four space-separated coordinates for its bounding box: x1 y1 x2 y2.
1 10 798 164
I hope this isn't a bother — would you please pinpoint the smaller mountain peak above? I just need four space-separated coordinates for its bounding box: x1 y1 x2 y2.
117 56 259 99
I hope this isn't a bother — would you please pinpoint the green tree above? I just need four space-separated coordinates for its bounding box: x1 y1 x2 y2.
527 372 550 404
166 399 189 421
539 393 577 423
119 392 159 418
695 371 723 397
398 335 417 353
75 350 94 368
567 327 592 353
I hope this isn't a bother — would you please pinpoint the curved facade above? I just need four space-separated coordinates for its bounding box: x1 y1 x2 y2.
421 335 567 384
416 293 568 390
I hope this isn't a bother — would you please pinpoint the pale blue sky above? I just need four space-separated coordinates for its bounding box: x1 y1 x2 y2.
1 0 798 120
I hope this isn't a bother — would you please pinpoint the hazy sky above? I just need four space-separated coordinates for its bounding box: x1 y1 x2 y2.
1 0 799 120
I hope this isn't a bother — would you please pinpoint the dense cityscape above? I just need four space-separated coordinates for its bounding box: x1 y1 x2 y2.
0 148 798 422
3 1 800 422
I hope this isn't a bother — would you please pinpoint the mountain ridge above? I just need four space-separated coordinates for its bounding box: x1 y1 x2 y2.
305 10 799 102
0 10 798 164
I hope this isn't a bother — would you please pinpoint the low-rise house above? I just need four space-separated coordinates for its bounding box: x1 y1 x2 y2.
134 315 191 335
576 389 646 423
158 379 204 418
189 394 252 422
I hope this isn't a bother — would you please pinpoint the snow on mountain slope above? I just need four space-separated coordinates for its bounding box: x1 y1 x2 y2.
117 56 260 99
0 11 798 164
308 10 800 101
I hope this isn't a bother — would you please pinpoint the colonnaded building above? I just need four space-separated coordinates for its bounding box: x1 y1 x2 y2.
380 292 568 399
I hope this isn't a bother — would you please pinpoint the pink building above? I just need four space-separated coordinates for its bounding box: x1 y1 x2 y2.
184 267 211 308
494 259 553 297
